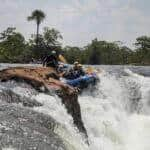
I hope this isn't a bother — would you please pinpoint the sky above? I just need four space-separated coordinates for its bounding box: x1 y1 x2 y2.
0 0 150 48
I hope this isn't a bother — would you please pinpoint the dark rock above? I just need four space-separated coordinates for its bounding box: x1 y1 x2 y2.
0 67 88 138
57 88 88 138
0 89 42 107
0 102 67 150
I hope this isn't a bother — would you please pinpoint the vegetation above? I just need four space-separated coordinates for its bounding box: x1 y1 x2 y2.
0 9 150 65
0 27 30 62
27 9 46 46
28 26 63 60
63 38 150 65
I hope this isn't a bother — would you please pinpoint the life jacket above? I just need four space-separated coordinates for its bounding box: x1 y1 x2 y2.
43 55 58 68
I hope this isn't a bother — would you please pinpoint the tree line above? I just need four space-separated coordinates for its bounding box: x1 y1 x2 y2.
63 37 150 65
0 9 150 65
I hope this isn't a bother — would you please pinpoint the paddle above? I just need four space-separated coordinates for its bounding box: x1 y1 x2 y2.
58 54 67 63
86 66 102 74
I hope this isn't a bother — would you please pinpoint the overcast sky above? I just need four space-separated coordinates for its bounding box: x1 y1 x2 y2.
0 0 150 48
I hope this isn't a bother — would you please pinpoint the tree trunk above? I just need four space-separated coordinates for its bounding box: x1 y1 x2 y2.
36 23 39 47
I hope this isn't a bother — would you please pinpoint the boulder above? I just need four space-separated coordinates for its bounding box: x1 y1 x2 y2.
0 67 87 137
0 102 67 150
0 89 42 107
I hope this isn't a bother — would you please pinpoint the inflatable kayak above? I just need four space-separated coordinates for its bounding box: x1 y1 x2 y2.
65 73 99 89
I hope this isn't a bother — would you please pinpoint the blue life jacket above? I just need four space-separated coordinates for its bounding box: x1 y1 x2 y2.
66 74 97 87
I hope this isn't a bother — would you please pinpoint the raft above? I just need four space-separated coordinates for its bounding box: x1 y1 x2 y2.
66 73 99 89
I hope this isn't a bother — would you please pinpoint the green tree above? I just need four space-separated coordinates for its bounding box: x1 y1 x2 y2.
27 9 46 46
119 46 132 64
29 27 63 59
135 36 150 50
43 27 63 47
63 46 82 64
135 36 150 64
88 38 101 64
0 27 28 62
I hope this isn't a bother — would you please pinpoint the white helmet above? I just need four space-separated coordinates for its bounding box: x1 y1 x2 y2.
52 51 56 54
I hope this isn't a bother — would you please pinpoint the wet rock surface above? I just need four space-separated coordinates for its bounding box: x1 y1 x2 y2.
0 67 88 141
57 88 88 137
0 102 67 150
0 89 42 107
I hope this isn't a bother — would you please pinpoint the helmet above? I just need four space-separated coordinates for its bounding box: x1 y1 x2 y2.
74 61 79 65
77 64 82 67
51 51 56 54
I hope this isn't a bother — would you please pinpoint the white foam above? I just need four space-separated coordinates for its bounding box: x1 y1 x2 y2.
33 93 88 150
78 70 150 150
1 65 150 150
2 148 16 150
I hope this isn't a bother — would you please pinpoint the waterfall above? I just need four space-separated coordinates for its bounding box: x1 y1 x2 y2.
0 65 150 150
78 68 150 150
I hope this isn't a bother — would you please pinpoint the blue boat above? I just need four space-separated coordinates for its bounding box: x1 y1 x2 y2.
66 73 99 89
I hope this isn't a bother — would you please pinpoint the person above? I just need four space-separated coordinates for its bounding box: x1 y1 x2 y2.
72 63 85 78
57 63 69 73
62 68 76 79
73 61 79 71
75 64 85 77
63 62 85 79
43 50 59 69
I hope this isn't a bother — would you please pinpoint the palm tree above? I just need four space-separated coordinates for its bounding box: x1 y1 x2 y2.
27 9 45 46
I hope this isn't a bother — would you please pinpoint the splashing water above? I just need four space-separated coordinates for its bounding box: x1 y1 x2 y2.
79 72 127 150
1 65 150 150
33 93 88 150
78 68 150 150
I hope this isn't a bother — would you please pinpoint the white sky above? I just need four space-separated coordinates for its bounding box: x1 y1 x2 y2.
0 0 150 48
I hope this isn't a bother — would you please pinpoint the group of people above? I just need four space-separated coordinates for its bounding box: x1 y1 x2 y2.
62 61 85 80
42 50 86 80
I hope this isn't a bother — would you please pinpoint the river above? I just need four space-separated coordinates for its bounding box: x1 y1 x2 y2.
0 64 150 150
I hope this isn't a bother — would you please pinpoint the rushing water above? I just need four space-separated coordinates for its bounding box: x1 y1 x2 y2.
79 67 150 150
0 64 150 150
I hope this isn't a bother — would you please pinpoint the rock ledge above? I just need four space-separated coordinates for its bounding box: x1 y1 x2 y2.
0 67 87 137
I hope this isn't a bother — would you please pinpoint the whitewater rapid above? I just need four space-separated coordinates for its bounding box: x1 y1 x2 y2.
32 67 150 150
1 65 150 150
78 68 150 150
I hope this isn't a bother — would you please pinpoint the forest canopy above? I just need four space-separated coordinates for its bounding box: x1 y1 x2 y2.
0 10 150 65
